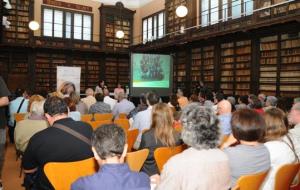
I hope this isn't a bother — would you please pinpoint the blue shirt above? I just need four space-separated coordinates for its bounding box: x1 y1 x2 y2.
9 97 28 126
112 99 135 118
218 113 232 135
71 163 150 190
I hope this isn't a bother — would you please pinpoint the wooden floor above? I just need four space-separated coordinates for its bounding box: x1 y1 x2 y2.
2 143 23 190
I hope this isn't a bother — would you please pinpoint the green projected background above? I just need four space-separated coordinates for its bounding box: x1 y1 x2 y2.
132 54 171 88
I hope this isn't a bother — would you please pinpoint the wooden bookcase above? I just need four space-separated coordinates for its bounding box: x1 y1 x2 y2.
259 35 278 96
220 42 235 95
3 0 30 44
99 2 135 50
279 32 300 97
174 50 187 91
191 48 201 82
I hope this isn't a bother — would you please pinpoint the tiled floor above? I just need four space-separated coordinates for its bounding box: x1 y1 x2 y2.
2 143 23 190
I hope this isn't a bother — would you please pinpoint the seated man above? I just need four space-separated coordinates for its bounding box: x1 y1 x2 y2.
22 96 93 190
89 93 111 114
81 88 96 110
112 92 135 118
71 124 150 190
15 100 48 153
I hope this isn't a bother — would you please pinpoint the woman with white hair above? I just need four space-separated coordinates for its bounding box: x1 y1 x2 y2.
14 100 49 152
156 103 231 190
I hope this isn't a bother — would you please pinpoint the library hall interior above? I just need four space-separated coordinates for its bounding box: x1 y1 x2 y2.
0 0 300 190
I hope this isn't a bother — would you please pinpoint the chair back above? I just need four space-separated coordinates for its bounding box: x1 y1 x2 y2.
94 113 113 121
114 119 130 131
44 158 98 190
126 149 149 172
275 163 300 190
232 170 269 190
87 120 113 130
81 114 93 122
119 113 127 119
15 113 26 122
290 169 300 190
127 129 139 152
154 144 186 173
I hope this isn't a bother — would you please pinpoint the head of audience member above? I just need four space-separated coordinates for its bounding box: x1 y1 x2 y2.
69 91 81 105
263 108 288 142
15 88 25 98
64 97 76 112
258 93 266 104
30 101 45 118
181 103 220 150
59 81 76 96
214 92 225 104
231 109 266 144
95 93 105 103
189 94 199 103
49 91 64 98
176 89 184 98
117 83 122 89
27 95 45 112
289 103 300 125
227 96 236 106
198 89 206 103
151 103 176 147
265 96 277 107
248 94 257 106
146 92 159 107
103 88 110 97
44 96 68 126
98 80 105 88
205 90 214 102
217 100 232 115
117 91 126 101
238 95 248 105
294 97 300 105
251 97 263 109
169 94 180 108
277 97 290 113
139 93 147 106
91 124 127 165
85 88 94 97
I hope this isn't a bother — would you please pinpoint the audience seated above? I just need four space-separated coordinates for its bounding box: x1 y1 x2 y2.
289 103 300 157
156 103 231 190
189 93 199 103
168 94 181 112
251 97 264 114
213 92 225 113
224 109 270 187
261 108 298 190
114 83 125 99
264 96 278 111
71 124 150 190
177 89 188 109
89 93 111 114
69 92 88 115
95 80 107 94
139 103 181 176
15 100 48 153
235 95 248 110
127 93 148 119
81 88 96 110
27 95 45 112
217 100 232 135
64 97 81 121
59 81 76 97
258 93 266 107
103 89 117 110
8 88 29 143
132 92 159 149
22 96 93 190
247 94 256 108
112 92 135 118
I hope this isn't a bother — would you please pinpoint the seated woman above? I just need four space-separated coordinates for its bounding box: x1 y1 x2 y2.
224 109 270 188
14 100 49 152
64 97 81 121
261 108 298 190
139 103 181 176
156 103 231 190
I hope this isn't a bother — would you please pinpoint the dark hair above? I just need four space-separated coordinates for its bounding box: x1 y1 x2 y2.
59 82 76 95
277 97 291 113
239 95 249 104
95 93 104 102
215 92 224 102
189 94 199 102
44 96 68 116
15 88 25 97
251 97 263 109
169 94 179 107
91 124 126 159
231 109 266 142
140 93 147 105
147 92 159 106
63 97 76 112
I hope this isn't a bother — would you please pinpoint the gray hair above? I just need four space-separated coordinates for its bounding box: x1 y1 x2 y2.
180 103 220 150
85 88 94 96
266 96 278 107
30 101 45 116
227 96 236 106
294 97 300 104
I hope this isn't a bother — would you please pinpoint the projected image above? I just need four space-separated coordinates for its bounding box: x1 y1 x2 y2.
132 54 171 88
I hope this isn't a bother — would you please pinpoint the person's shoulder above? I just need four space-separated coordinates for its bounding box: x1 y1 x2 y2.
71 173 100 190
132 171 150 183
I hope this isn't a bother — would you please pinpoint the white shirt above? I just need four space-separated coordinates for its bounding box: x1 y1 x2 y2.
81 96 96 110
289 123 300 158
104 96 117 110
261 136 296 190
132 106 152 145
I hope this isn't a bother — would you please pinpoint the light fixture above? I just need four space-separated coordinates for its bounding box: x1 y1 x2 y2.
116 30 125 39
29 21 40 31
176 5 188 18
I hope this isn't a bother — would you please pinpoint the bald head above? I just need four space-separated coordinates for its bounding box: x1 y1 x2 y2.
289 102 300 125
103 88 110 96
85 88 94 96
217 100 232 115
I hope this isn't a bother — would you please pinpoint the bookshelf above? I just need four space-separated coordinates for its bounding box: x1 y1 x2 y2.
220 42 235 95
72 57 86 92
3 0 30 44
118 57 130 87
259 35 278 96
202 46 215 89
174 50 187 91
87 60 101 89
100 2 135 50
105 57 118 90
279 32 300 97
191 48 201 83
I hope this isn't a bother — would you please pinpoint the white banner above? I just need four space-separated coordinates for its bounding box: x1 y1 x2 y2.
57 66 81 94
